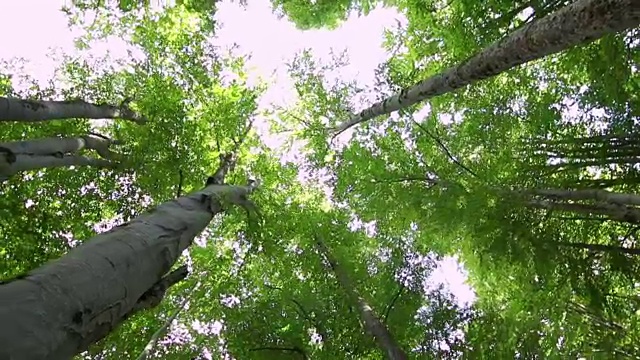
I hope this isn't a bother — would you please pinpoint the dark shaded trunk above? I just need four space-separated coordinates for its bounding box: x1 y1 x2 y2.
315 238 408 360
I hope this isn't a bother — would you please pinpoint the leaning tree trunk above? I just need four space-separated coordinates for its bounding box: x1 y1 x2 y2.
334 0 640 135
315 238 408 360
0 97 147 123
0 153 256 359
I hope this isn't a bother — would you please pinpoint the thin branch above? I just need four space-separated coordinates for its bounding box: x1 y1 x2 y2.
382 286 404 323
232 118 255 151
176 170 184 197
249 346 308 360
411 119 478 178
622 225 640 243
136 281 200 360
550 216 610 222
263 284 326 339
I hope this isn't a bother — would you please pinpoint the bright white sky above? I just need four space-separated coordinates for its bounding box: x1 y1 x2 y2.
0 0 475 305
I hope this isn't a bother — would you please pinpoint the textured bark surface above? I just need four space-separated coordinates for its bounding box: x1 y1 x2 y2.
0 97 147 123
0 135 119 158
315 239 408 360
0 184 252 360
335 0 640 134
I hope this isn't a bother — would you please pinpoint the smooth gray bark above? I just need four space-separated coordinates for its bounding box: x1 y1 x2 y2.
334 0 640 135
528 199 640 224
0 97 147 123
0 135 122 181
0 183 255 360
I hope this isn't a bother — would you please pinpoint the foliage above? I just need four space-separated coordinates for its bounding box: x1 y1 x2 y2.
2 0 640 359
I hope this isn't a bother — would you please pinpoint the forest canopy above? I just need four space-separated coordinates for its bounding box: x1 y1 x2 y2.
1 0 640 359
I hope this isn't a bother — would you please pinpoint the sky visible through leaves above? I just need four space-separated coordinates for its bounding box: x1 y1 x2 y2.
0 0 475 307
9 0 640 358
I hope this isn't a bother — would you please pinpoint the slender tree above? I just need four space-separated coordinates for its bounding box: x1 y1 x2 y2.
315 236 408 360
136 282 200 360
334 0 640 135
0 123 257 359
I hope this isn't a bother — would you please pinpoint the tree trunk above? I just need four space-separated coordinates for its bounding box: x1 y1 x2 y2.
527 199 640 224
0 154 116 181
528 188 640 206
315 238 408 360
0 181 255 359
0 134 124 180
574 177 640 189
334 0 640 135
0 97 147 123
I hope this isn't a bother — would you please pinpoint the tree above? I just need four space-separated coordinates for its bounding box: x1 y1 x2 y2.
0 135 257 359
334 0 640 135
315 236 408 360
4 0 640 358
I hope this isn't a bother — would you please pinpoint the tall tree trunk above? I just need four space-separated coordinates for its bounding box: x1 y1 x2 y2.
0 134 124 181
334 0 640 135
574 177 640 189
0 148 255 359
0 97 147 123
315 238 408 360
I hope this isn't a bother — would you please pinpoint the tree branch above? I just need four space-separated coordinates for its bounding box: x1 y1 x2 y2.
249 346 308 359
382 286 404 323
411 119 478 178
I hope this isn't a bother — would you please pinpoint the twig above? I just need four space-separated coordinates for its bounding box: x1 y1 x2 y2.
176 170 184 197
249 346 308 360
411 119 478 178
382 286 404 323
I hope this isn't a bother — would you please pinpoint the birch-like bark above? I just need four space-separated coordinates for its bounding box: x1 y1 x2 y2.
0 97 147 123
0 183 255 359
315 238 408 360
334 0 640 135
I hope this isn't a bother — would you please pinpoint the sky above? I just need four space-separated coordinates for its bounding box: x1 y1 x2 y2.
0 0 475 305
